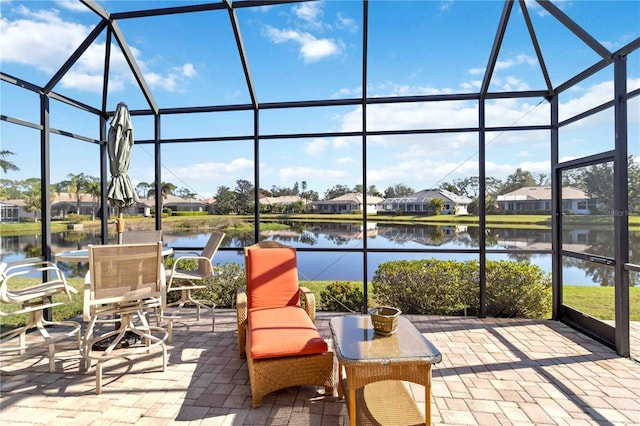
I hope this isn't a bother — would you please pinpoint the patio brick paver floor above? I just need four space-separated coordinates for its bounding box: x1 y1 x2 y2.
1 310 638 425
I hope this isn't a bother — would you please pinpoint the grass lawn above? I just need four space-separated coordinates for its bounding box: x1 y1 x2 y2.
564 285 640 321
0 277 85 335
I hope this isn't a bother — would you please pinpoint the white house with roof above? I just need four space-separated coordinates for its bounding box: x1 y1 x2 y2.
51 192 102 218
497 186 595 214
132 194 207 216
307 193 383 214
378 188 472 215
0 199 32 222
259 195 308 213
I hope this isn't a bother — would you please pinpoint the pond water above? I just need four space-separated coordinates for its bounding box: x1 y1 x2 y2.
2 221 637 286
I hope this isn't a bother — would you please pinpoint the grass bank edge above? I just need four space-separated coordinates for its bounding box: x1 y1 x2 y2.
3 213 640 236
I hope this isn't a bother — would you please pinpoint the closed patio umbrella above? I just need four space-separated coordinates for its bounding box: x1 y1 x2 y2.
107 102 137 244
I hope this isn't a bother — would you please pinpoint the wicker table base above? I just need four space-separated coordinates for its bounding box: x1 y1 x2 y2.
343 379 425 426
330 315 442 426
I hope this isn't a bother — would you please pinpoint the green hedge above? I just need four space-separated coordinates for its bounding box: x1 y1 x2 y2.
372 259 551 318
320 281 364 312
165 260 246 308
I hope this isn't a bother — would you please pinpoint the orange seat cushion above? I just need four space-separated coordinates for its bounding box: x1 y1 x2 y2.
246 247 300 310
248 306 329 360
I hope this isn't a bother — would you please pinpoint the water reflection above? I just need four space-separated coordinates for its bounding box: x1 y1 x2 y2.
2 221 637 286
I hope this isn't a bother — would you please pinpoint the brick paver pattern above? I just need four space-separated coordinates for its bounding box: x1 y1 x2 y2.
1 310 638 425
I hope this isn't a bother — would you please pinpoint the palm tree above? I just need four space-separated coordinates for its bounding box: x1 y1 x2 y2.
148 181 177 213
0 150 19 173
23 185 42 223
84 176 101 220
58 173 90 215
21 179 54 223
136 181 152 198
429 198 445 215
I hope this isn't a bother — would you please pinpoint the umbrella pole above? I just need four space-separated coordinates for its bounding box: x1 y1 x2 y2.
117 207 125 244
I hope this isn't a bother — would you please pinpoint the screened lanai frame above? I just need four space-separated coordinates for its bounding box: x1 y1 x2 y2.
1 0 638 357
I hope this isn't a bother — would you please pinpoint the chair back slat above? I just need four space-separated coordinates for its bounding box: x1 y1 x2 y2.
88 243 163 305
197 231 225 273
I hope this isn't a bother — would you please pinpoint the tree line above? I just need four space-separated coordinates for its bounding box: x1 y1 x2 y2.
1 149 638 217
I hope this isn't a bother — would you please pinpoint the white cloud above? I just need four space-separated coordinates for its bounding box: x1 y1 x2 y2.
468 66 485 76
227 158 255 172
0 6 90 74
0 5 197 93
293 2 323 23
142 63 199 92
331 86 360 98
336 157 355 164
328 71 637 189
459 80 482 91
367 157 479 190
304 138 329 155
336 13 358 32
263 2 351 63
182 63 197 78
468 53 537 79
490 76 531 91
495 54 537 71
168 158 254 195
55 0 91 12
280 166 347 182
300 37 343 62
559 77 639 123
265 26 343 63
439 0 454 12
60 71 107 92
518 160 550 176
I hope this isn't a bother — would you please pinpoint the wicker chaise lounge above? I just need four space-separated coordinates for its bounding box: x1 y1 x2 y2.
237 242 334 408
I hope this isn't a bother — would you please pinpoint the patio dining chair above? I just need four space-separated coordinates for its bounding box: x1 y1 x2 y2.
163 231 225 339
0 260 81 372
80 242 168 394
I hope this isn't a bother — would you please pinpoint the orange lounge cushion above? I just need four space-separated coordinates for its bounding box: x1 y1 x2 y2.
248 306 329 360
245 247 300 310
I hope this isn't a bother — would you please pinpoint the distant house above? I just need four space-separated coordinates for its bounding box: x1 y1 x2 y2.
1 199 32 223
307 193 383 214
51 192 102 218
497 186 595 214
2 194 105 222
0 195 189 222
378 188 472 215
259 195 307 213
132 194 207 216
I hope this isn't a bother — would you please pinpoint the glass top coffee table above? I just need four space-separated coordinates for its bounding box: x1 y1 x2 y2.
329 315 442 426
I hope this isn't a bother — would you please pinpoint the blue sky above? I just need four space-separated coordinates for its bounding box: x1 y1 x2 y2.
1 0 639 199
